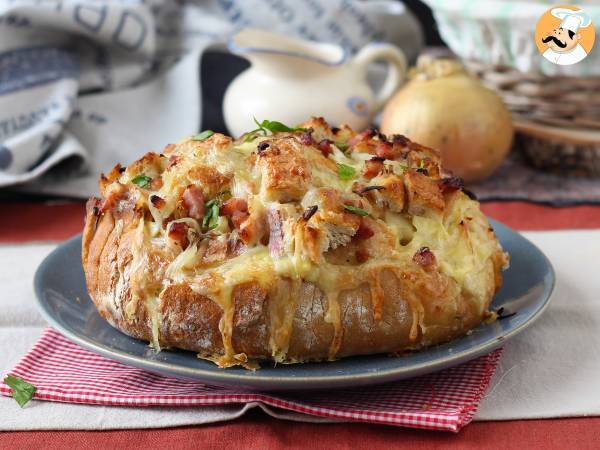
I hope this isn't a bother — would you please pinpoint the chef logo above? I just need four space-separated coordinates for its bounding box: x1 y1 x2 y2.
535 5 595 66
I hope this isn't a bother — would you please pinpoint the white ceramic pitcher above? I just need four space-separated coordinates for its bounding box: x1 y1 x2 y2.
223 29 407 137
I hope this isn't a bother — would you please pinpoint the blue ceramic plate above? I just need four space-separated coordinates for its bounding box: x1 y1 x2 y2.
34 219 554 391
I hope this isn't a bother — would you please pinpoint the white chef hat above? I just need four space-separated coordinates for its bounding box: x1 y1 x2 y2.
551 7 592 33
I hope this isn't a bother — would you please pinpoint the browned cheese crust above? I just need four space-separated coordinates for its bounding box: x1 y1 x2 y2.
82 117 509 367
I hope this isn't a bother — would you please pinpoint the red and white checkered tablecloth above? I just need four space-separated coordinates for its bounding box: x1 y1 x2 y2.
1 328 502 432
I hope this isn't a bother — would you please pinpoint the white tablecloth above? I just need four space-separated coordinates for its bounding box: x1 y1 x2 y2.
1 231 599 430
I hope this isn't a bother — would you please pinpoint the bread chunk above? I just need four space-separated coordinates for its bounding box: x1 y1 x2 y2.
258 137 311 202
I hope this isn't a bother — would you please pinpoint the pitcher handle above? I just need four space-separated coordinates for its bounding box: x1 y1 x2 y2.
353 43 407 111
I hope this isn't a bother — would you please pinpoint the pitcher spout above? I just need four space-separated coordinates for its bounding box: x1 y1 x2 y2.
228 28 347 76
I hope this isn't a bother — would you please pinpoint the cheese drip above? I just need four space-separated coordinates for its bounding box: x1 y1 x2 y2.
269 221 317 361
129 218 164 351
187 247 275 367
324 291 342 360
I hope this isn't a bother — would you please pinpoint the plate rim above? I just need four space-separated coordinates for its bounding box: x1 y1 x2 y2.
33 219 556 390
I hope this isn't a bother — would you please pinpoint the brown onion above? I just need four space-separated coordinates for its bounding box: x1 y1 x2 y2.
381 58 513 183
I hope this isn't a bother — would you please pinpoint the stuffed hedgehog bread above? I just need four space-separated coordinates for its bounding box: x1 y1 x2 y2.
82 117 508 368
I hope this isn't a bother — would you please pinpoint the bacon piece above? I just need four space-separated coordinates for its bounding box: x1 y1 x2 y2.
355 218 374 241
182 185 205 220
375 141 404 160
150 195 166 209
220 198 248 217
413 247 436 269
356 247 370 263
299 129 314 146
347 129 376 148
374 142 395 160
267 207 285 258
221 198 250 231
363 159 384 179
231 210 250 229
317 139 334 157
168 222 190 249
168 154 179 168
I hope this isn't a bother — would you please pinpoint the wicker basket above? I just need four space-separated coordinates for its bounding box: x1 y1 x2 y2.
464 60 600 177
466 60 600 130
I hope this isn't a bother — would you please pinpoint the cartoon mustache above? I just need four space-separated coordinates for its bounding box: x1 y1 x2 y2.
542 35 567 48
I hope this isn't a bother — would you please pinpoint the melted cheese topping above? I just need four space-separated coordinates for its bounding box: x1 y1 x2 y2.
111 124 507 366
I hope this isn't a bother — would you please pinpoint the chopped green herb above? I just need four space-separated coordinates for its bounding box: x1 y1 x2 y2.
337 163 356 181
209 203 219 229
343 205 369 217
335 142 349 151
254 117 306 133
203 191 230 231
244 118 306 142
131 175 152 188
4 375 36 407
192 130 214 141
202 202 220 231
243 128 263 143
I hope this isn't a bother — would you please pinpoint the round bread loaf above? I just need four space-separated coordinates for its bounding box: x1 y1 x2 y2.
82 117 508 368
